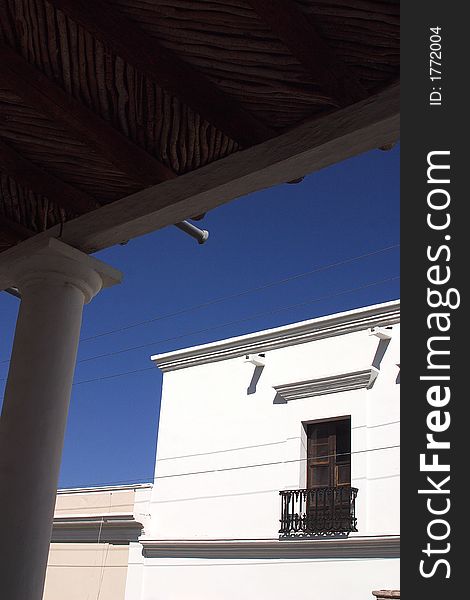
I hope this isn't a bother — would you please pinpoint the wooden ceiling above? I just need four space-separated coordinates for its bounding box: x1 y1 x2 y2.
0 0 399 253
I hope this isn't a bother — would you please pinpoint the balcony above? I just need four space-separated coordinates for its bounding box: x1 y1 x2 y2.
279 486 358 537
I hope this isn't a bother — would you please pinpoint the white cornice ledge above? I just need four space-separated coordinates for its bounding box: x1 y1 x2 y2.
141 536 399 559
57 482 152 495
51 514 144 544
274 368 378 401
152 301 400 372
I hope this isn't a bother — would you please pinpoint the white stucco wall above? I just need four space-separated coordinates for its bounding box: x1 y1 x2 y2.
127 302 400 600
131 557 399 600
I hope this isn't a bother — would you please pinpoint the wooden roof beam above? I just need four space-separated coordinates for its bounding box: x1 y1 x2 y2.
0 214 35 243
0 43 176 187
5 82 399 256
247 0 368 106
0 138 98 214
47 0 276 147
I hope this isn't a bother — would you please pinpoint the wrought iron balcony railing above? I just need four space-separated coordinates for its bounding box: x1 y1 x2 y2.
279 486 358 536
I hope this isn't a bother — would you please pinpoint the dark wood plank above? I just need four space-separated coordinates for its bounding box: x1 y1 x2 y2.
0 138 98 214
0 43 176 187
47 0 276 147
247 0 368 106
7 83 399 254
0 214 35 242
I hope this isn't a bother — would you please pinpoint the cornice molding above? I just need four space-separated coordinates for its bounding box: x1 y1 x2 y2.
152 301 400 372
57 482 152 495
273 368 378 401
141 536 399 559
51 514 144 544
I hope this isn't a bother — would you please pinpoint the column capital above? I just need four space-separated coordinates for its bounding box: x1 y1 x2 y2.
0 237 122 302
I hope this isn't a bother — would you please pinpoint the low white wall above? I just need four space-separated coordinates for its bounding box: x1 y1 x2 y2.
135 557 399 600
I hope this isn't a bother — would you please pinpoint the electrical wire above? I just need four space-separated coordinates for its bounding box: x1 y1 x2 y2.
0 275 399 383
55 474 400 510
79 244 399 343
73 366 155 386
0 366 154 386
156 421 401 463
56 443 400 489
0 244 400 366
94 493 113 600
72 276 401 367
56 420 401 495
150 444 400 481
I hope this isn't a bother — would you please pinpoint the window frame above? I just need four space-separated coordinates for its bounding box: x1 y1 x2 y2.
301 415 352 490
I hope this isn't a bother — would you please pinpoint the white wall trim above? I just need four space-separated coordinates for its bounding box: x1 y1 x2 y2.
56 483 153 495
152 301 400 372
274 368 378 401
141 536 399 559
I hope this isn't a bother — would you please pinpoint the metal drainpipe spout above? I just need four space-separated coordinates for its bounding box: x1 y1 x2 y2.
174 220 209 244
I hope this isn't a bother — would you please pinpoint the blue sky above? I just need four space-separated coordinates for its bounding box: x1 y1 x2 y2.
0 145 399 488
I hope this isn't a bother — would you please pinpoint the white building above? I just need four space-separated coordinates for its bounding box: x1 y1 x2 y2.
125 300 400 600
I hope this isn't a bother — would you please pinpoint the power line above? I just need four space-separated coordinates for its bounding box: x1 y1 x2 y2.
0 244 399 366
56 421 401 496
57 443 400 489
156 420 401 463
78 244 399 343
95 494 113 600
74 366 155 386
54 474 400 510
151 444 400 481
73 276 400 366
0 275 399 385
0 366 155 386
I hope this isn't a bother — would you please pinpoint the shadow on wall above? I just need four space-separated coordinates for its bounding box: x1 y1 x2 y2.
372 338 391 371
273 392 287 404
247 365 265 395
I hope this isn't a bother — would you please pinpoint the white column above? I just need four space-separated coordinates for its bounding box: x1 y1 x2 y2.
0 238 121 600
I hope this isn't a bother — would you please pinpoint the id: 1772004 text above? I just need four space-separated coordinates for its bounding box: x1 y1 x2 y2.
429 26 443 106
